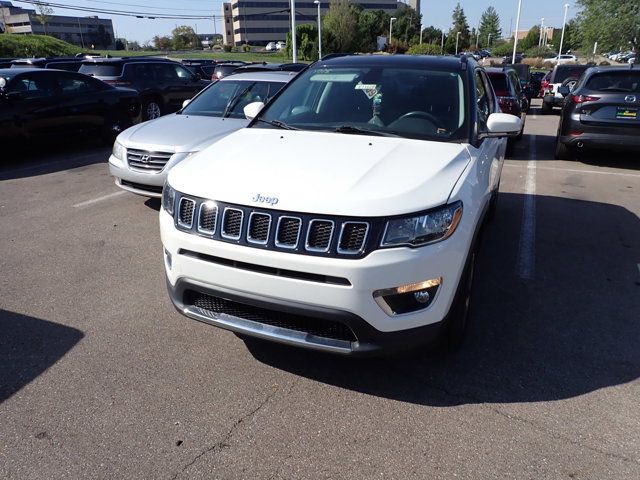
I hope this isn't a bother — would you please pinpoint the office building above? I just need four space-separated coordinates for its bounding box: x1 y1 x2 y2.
0 1 115 49
222 0 398 47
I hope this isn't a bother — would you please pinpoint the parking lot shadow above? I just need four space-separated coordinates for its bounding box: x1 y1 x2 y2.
0 142 110 181
0 310 83 403
244 192 640 405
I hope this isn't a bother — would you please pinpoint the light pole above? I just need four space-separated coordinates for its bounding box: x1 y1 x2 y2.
441 29 445 54
487 33 492 47
512 0 522 64
455 31 461 55
314 0 321 59
389 17 396 47
290 0 297 63
538 17 544 49
558 3 569 57
420 24 423 44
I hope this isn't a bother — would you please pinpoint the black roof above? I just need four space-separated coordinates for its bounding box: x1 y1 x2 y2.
319 54 477 71
80 56 178 64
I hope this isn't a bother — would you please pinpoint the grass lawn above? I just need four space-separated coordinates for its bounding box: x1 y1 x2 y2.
93 50 298 63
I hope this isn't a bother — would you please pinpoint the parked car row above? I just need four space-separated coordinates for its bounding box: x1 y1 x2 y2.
606 51 637 64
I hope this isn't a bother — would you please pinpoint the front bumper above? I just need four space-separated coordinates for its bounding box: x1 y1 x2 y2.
160 208 471 354
109 154 167 198
543 93 564 107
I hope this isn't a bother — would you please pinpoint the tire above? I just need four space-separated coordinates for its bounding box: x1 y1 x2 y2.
142 98 162 121
541 102 553 115
486 190 499 223
554 139 573 160
443 250 476 350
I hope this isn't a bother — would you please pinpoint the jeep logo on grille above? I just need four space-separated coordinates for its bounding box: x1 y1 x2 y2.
252 193 279 206
140 154 151 164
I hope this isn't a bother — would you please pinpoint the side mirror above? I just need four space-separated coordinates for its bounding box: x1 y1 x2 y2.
557 85 570 96
182 98 191 109
485 113 522 138
243 101 265 121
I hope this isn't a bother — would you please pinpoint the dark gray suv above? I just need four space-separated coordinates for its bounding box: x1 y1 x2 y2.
555 66 640 159
79 57 210 120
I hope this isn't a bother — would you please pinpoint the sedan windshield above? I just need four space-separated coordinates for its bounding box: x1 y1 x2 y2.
181 79 285 118
255 65 468 142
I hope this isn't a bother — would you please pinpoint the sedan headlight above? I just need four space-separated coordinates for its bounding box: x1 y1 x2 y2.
112 140 126 161
162 182 176 216
381 202 463 247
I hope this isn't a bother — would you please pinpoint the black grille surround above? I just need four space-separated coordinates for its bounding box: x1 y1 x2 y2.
172 194 384 259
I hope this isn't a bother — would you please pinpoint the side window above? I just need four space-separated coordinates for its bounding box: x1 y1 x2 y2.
8 75 55 99
475 71 490 131
155 63 178 81
174 65 193 79
511 73 522 95
57 73 97 95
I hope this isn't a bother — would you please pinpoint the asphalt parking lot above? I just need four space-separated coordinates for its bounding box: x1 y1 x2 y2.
1 100 639 479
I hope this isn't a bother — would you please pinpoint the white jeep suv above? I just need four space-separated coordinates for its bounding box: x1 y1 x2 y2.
160 55 521 355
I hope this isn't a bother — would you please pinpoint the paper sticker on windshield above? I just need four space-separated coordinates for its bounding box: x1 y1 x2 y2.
355 83 379 99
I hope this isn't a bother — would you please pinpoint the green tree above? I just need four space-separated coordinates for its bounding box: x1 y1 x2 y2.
561 18 582 53
577 0 639 53
518 25 540 51
444 3 470 53
356 10 390 51
286 23 318 61
171 25 199 50
406 43 441 55
393 3 421 44
153 35 172 50
420 26 443 45
322 0 359 53
35 2 54 36
478 6 501 49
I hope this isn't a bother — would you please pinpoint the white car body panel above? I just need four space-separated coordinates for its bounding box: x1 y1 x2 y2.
169 129 473 217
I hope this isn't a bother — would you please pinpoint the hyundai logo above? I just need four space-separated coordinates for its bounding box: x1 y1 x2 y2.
625 95 637 103
140 154 151 164
252 193 279 206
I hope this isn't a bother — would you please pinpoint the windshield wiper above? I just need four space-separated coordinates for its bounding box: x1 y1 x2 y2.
254 118 299 130
334 125 400 137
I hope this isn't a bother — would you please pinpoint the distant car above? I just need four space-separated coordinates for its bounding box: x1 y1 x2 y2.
265 42 277 51
555 66 640 159
478 50 491 58
79 57 210 121
276 41 286 50
0 68 140 145
10 57 88 72
212 61 247 80
181 59 217 81
502 53 523 64
544 54 578 64
109 71 295 197
486 67 528 152
529 71 547 98
541 64 590 114
232 62 308 74
628 56 637 65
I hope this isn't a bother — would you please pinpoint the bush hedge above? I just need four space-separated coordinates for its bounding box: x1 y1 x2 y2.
0 34 81 57
406 43 442 55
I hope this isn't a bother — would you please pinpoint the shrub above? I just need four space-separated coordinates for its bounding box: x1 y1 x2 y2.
406 43 441 55
241 43 251 52
599 60 610 66
222 44 232 52
387 38 408 54
490 41 514 57
0 34 80 57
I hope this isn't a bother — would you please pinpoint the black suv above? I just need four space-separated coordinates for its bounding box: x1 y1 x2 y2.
555 66 640 159
11 57 88 72
78 57 209 120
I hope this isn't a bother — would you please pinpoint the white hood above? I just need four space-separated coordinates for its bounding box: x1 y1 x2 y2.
118 114 247 153
168 128 472 217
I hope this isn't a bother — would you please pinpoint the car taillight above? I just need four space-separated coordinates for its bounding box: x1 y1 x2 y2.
541 79 549 89
572 95 600 104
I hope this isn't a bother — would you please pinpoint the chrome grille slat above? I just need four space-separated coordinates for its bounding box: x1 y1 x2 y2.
337 222 369 254
247 212 271 244
178 198 195 228
306 220 334 252
197 202 218 235
221 208 243 240
275 216 302 249
126 148 173 173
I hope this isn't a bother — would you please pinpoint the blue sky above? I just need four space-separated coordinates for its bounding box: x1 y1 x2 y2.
12 0 579 43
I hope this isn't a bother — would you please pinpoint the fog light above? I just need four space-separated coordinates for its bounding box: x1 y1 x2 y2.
373 278 441 316
413 290 430 304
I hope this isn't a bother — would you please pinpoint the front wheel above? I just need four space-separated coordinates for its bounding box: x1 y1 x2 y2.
142 98 162 121
443 250 476 350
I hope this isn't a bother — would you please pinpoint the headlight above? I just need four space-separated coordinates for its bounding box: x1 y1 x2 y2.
381 202 463 247
112 140 126 161
162 182 176 216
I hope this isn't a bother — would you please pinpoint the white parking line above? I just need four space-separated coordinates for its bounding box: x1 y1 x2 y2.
517 135 537 281
74 191 126 208
504 164 640 178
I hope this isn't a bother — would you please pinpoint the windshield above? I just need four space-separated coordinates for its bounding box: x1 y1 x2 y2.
255 65 468 142
181 79 286 118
